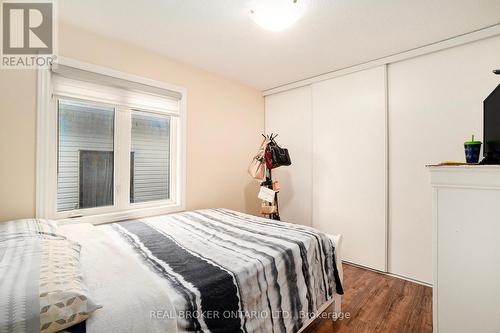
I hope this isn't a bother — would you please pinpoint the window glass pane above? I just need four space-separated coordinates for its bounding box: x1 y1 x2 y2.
131 111 170 203
57 99 114 211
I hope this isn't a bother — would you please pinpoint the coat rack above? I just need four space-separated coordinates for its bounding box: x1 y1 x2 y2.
262 133 281 221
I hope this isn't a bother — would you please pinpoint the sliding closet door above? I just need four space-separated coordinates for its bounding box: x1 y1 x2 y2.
388 35 500 284
312 66 387 271
265 86 312 226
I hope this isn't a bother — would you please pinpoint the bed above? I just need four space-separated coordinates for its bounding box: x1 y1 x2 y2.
59 209 344 333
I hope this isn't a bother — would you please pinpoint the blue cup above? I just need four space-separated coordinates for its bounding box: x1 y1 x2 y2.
464 135 482 164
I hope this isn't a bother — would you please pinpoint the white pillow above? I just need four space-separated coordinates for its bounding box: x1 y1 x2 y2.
0 237 101 333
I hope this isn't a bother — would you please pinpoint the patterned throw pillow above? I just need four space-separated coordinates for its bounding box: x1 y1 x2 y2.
0 238 101 333
0 218 64 242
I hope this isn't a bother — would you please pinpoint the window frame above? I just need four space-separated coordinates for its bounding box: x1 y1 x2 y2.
37 57 187 225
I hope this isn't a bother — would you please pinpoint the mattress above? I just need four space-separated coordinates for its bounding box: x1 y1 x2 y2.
60 209 343 333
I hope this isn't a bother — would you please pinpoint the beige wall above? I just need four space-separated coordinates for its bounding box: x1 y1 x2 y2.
0 22 264 222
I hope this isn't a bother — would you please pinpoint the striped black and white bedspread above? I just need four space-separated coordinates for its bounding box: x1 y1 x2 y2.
110 209 343 333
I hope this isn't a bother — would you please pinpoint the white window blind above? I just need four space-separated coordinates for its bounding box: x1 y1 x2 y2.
51 64 181 114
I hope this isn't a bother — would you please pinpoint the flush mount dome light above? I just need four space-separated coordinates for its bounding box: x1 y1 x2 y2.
249 0 308 31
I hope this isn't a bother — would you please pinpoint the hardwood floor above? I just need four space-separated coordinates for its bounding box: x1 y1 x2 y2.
304 264 433 333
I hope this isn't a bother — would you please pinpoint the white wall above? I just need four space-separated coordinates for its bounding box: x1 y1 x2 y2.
265 86 312 226
388 35 500 283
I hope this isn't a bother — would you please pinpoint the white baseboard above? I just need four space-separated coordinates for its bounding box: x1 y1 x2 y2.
343 261 432 287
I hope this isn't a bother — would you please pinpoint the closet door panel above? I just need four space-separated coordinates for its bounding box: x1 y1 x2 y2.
388 35 500 283
265 86 312 226
312 66 387 271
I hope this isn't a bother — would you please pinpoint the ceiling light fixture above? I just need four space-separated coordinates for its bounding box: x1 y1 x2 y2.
249 0 307 32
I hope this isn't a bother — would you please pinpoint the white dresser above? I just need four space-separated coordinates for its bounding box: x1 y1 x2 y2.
429 166 500 333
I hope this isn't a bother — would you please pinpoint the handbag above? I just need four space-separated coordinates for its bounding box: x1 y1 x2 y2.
260 202 277 215
264 144 274 169
248 138 268 180
266 139 291 169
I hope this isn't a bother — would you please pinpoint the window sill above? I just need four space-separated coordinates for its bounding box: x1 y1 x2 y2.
56 203 185 226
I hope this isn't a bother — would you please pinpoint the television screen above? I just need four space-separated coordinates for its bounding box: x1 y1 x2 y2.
484 84 500 156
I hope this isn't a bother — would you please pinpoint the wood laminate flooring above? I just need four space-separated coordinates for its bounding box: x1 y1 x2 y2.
304 264 432 333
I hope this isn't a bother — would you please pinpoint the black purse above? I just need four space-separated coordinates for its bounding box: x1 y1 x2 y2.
268 139 291 168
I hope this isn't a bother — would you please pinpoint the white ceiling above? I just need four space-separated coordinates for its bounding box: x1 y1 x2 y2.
59 0 500 90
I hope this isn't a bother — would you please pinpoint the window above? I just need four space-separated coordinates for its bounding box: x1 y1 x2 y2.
57 100 115 211
79 150 114 209
130 111 170 203
37 60 186 223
